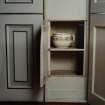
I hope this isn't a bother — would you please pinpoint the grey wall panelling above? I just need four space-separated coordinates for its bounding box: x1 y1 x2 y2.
90 0 105 13
0 0 43 13
0 15 43 101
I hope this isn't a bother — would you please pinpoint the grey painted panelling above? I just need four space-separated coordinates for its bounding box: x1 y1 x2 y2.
45 0 87 20
45 76 86 102
94 27 105 99
5 0 33 3
0 15 43 101
0 0 43 13
90 0 105 13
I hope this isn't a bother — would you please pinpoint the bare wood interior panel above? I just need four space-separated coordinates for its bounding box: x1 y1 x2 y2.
51 52 83 75
51 52 76 71
51 70 77 76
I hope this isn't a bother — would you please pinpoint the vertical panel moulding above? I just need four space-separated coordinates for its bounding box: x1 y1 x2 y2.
6 26 11 88
48 21 51 76
40 25 43 87
44 0 48 20
84 21 88 100
86 0 90 20
91 26 96 95
83 21 87 77
83 21 88 100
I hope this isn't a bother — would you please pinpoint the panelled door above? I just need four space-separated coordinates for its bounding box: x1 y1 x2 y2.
0 0 43 101
0 14 43 101
88 14 105 105
90 0 105 13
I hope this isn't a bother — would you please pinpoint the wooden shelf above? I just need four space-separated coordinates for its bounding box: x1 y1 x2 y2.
51 70 77 76
49 48 85 52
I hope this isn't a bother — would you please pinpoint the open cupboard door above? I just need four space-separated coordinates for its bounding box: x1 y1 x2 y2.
88 14 105 105
40 21 50 87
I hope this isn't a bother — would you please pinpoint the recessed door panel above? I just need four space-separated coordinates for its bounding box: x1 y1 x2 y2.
6 25 33 89
14 31 28 82
94 27 105 100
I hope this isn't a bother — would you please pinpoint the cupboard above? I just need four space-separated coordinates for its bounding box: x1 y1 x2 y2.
0 0 105 104
40 0 88 102
41 0 105 104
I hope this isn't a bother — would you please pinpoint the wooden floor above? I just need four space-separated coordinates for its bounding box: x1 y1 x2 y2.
43 102 89 105
0 102 89 105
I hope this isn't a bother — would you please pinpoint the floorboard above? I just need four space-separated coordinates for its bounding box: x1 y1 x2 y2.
0 102 89 105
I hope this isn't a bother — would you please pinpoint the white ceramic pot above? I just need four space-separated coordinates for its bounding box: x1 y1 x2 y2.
52 33 75 48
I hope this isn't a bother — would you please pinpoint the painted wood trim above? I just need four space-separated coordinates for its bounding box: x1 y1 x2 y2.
49 48 85 52
5 0 33 4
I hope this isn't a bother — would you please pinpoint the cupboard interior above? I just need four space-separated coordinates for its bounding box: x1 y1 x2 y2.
50 52 84 76
50 21 84 49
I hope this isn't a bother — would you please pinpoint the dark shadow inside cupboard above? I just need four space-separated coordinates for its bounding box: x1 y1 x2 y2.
50 51 84 76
